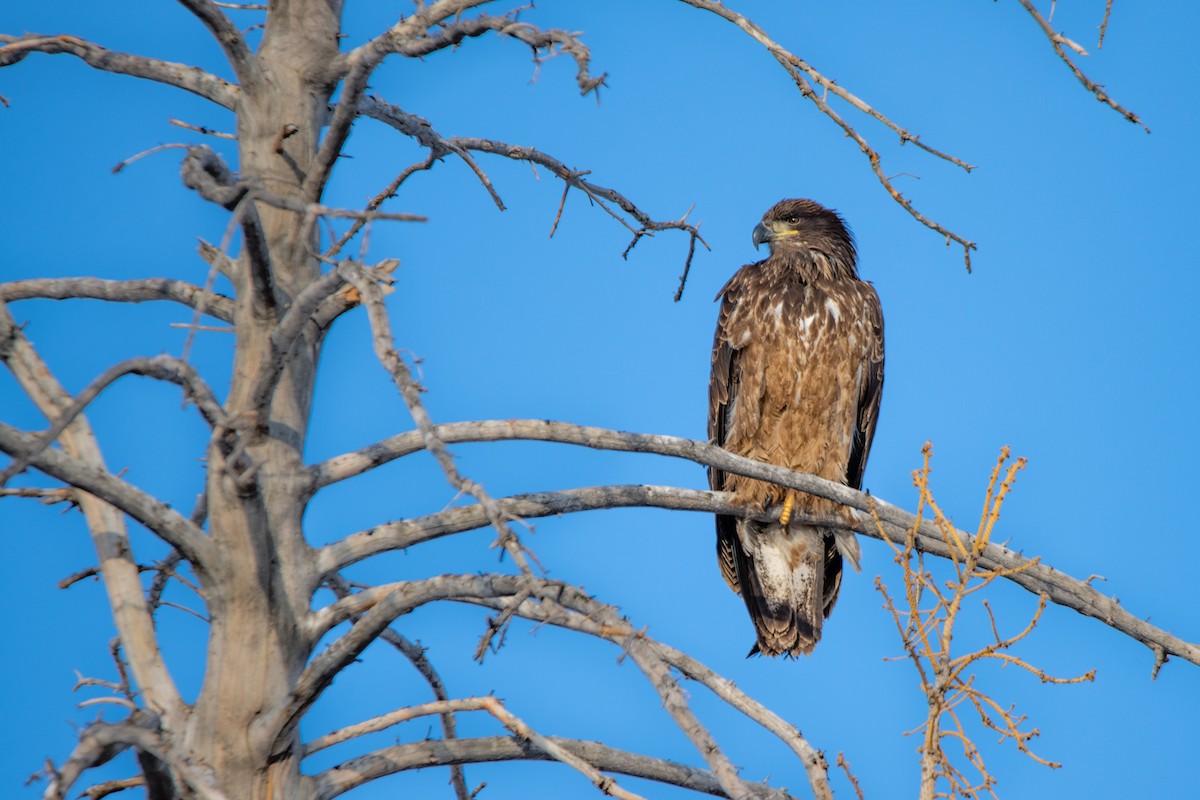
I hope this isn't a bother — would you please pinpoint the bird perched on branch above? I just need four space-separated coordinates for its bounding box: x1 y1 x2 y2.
708 198 884 656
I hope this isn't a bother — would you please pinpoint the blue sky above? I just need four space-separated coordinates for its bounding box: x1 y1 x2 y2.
2 1 1198 798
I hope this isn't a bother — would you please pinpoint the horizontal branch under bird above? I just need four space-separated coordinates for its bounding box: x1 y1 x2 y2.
309 418 1199 671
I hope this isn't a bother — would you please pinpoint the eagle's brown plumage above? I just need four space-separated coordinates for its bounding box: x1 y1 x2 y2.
708 198 884 656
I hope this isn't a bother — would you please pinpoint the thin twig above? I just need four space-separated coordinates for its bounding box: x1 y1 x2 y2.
1015 0 1147 131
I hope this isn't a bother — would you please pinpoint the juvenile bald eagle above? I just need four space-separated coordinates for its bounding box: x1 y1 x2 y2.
708 199 884 656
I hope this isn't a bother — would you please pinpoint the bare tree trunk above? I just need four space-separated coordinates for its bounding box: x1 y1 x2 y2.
175 4 342 798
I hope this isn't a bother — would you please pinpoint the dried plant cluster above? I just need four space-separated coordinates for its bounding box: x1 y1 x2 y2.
875 446 1096 799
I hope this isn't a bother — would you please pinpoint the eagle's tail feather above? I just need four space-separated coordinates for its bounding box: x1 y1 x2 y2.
737 521 837 657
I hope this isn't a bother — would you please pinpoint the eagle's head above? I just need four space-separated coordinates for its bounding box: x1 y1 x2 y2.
752 198 857 276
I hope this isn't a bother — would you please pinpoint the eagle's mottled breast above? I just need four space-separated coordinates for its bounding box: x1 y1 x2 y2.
713 255 882 514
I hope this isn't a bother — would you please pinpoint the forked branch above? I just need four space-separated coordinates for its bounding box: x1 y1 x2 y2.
305 573 827 800
344 264 540 573
45 716 228 800
356 96 709 298
175 0 255 83
0 354 226 488
1015 0 1148 131
321 574 470 800
676 0 978 269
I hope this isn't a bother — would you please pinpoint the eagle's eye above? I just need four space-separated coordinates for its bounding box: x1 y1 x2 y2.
786 215 800 225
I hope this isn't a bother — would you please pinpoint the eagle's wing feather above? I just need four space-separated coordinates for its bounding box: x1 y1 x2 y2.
845 283 885 491
709 280 744 594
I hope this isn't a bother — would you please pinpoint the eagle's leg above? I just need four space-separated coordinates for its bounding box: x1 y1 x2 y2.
779 492 796 526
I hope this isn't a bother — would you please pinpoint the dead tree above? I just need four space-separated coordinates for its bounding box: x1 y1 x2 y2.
0 3 1188 800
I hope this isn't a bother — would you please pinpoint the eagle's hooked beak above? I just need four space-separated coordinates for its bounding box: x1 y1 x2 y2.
751 220 773 250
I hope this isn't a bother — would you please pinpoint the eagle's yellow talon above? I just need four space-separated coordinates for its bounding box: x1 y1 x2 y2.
780 492 795 526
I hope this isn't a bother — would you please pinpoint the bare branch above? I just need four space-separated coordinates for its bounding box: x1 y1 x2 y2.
245 262 380 417
178 146 278 315
1098 0 1115 48
0 486 76 506
275 575 542 748
647 639 832 797
311 573 825 800
310 0 608 202
309 419 1200 669
0 34 237 108
624 640 750 799
323 152 443 262
323 574 470 800
0 304 191 727
356 96 709 294
313 736 795 800
80 777 144 800
305 697 491 756
458 580 833 799
180 145 243 209
396 13 605 95
181 147 427 226
0 421 213 567
309 696 649 800
477 696 649 800
1015 0 1147 131
312 485 830 587
346 3 604 94
324 104 493 260
175 0 255 82
0 278 235 322
676 0 978 269
344 264 540 573
169 117 237 139
0 354 226 488
45 717 228 800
